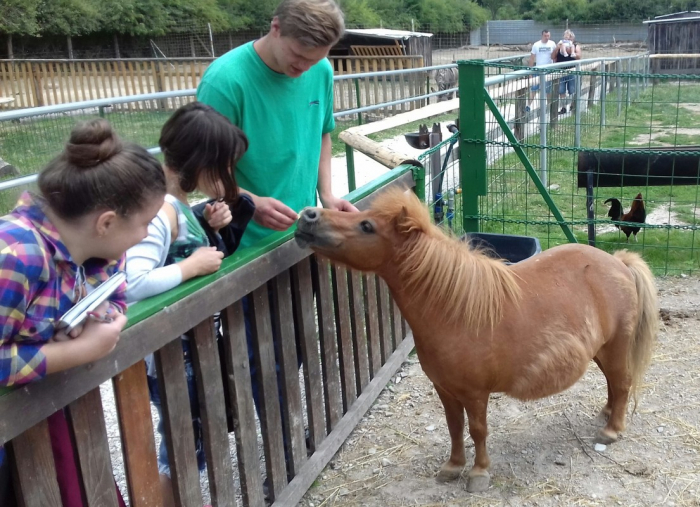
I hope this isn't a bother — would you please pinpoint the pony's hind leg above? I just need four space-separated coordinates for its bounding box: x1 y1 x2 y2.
463 394 491 493
434 385 467 483
594 357 613 420
594 353 631 444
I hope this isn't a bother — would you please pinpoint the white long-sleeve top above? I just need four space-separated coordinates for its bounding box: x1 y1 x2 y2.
125 195 183 303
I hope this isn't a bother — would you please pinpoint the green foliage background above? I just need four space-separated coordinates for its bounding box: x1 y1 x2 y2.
0 0 693 40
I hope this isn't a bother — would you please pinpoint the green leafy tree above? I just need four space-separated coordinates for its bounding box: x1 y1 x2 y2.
340 0 382 27
98 0 170 36
37 0 101 35
162 0 232 31
0 0 41 35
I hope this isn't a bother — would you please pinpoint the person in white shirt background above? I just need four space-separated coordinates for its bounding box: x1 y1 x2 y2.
526 30 557 112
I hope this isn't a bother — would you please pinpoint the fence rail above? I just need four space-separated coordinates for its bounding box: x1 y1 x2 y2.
0 56 428 114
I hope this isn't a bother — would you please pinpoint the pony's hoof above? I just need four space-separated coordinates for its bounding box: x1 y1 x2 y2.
466 470 490 493
596 428 619 445
436 463 464 482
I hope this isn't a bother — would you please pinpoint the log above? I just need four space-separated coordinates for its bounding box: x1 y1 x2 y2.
339 129 420 169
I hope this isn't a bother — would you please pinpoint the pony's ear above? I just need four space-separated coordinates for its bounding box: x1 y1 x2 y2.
394 205 424 235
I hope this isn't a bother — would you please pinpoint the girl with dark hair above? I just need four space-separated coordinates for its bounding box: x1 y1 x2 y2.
124 101 250 507
0 118 166 506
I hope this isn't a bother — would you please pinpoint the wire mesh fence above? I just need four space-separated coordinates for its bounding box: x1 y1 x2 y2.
451 57 700 275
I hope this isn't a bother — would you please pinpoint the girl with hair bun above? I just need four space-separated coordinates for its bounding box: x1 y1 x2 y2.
0 118 166 506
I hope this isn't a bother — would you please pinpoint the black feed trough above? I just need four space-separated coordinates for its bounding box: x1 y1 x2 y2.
461 232 542 264
404 132 430 150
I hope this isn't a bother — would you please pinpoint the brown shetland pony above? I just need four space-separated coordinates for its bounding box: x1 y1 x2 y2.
295 188 658 493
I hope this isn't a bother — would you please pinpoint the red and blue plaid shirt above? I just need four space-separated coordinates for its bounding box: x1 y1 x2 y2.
0 192 127 387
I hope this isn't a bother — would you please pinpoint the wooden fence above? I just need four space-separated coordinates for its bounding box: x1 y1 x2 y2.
0 56 428 116
0 170 415 507
332 55 427 119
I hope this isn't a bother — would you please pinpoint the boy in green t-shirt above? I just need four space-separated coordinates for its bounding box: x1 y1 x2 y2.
197 0 358 250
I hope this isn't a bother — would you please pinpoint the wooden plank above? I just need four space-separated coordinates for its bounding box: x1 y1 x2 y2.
348 270 370 392
335 59 346 112
397 58 405 113
362 59 371 113
101 61 114 99
376 277 393 364
249 284 288 500
16 62 28 108
371 59 379 115
389 58 397 115
127 61 138 99
154 339 203 507
362 273 382 378
221 302 265 507
10 62 22 108
272 335 415 507
85 62 95 101
0 63 11 108
270 269 306 474
191 317 237 507
190 60 198 89
90 62 101 99
119 61 131 107
28 62 42 107
391 297 403 348
113 360 162 507
68 388 120 507
380 59 388 109
48 62 61 105
312 256 343 431
331 264 356 412
137 61 147 99
10 419 63 507
290 258 325 451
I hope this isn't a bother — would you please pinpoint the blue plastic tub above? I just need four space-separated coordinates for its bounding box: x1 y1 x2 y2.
461 232 542 264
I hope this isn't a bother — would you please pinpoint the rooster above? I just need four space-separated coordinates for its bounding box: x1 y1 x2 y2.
604 193 646 242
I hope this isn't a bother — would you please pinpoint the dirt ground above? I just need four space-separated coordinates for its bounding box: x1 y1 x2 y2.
301 276 700 507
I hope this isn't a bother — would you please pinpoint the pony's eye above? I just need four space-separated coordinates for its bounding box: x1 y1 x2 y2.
360 220 374 234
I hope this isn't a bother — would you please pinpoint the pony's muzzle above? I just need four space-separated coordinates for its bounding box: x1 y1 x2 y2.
295 207 322 249
299 207 320 225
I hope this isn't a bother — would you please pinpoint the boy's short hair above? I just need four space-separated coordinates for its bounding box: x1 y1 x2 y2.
541 30 550 35
564 29 575 39
273 0 345 47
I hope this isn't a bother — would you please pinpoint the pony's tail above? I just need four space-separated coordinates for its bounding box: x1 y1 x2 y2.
613 250 658 411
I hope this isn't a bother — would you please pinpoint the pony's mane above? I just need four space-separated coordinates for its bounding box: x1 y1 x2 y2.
372 188 522 330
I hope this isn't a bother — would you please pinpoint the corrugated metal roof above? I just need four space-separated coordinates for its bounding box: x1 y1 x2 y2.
645 11 700 24
343 29 433 39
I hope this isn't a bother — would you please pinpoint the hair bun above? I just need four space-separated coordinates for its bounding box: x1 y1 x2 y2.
65 119 123 168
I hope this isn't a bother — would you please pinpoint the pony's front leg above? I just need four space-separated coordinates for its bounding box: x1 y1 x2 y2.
434 385 466 482
463 395 491 493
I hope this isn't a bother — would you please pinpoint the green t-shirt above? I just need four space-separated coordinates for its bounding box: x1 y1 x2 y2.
197 41 335 249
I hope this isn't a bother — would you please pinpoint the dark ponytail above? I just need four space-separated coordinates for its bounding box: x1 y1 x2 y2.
38 119 166 220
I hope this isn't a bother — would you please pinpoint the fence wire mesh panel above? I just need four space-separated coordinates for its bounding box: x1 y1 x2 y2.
418 131 462 235
460 57 700 275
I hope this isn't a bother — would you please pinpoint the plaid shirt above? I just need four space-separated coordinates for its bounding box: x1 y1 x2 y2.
0 192 127 387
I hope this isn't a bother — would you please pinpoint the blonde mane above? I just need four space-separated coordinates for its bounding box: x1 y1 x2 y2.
372 188 522 330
